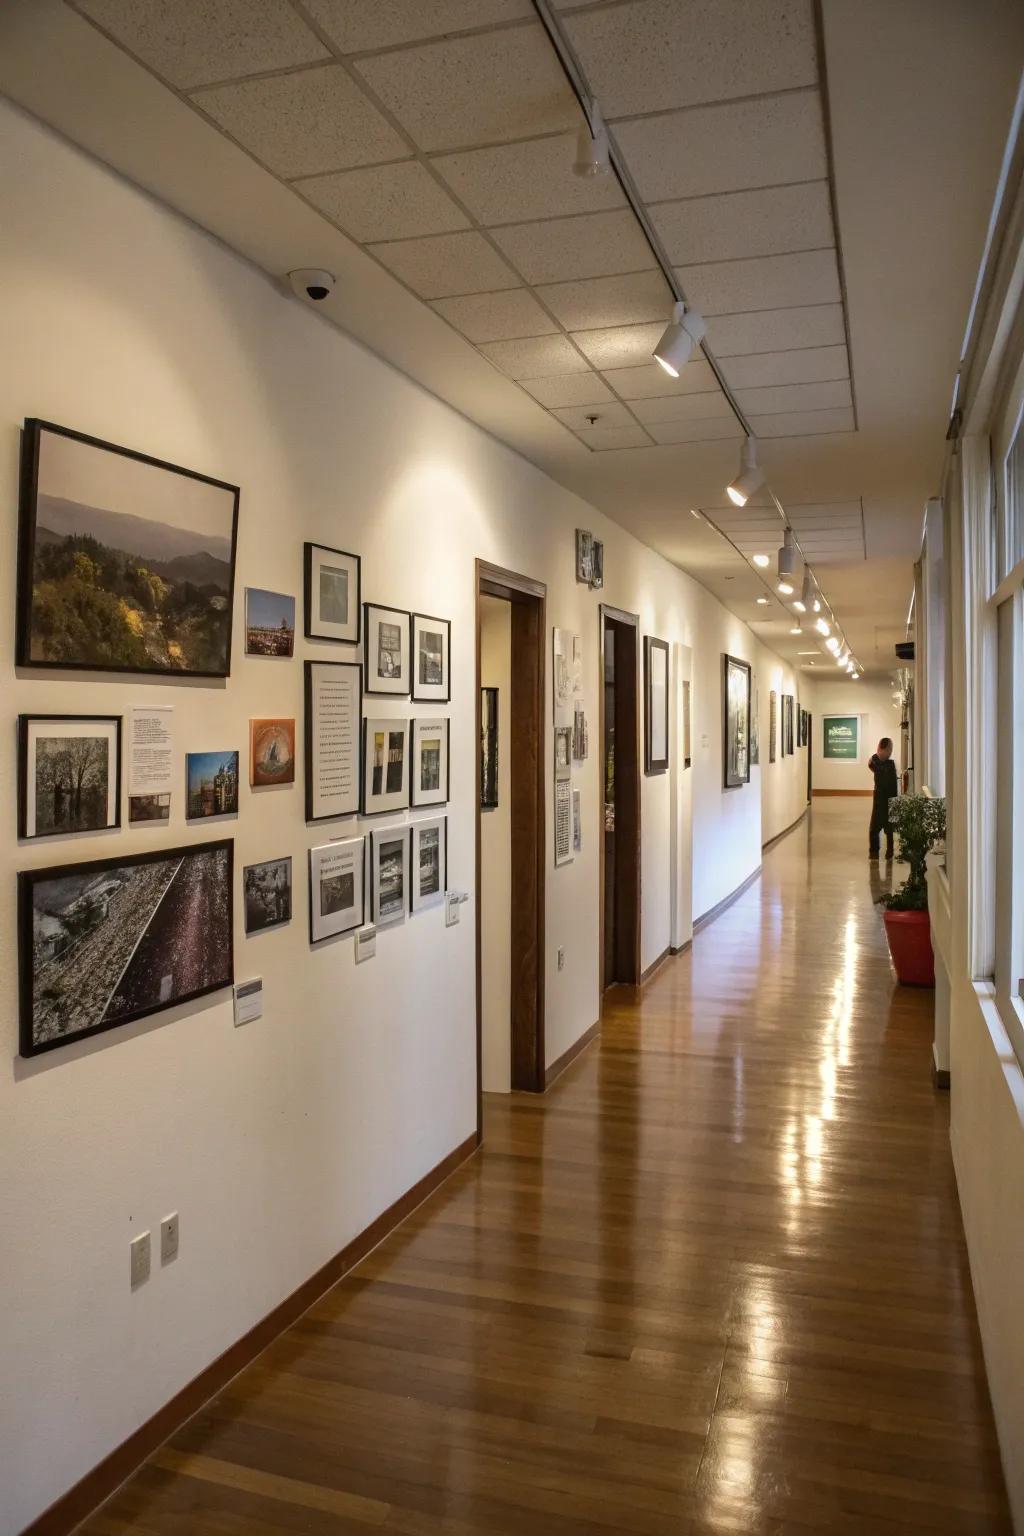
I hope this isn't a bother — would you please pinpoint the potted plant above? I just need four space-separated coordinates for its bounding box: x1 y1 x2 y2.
880 794 947 986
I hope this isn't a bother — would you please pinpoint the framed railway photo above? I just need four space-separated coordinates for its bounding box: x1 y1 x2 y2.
18 838 234 1057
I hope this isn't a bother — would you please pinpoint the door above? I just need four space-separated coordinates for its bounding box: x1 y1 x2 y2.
600 606 641 993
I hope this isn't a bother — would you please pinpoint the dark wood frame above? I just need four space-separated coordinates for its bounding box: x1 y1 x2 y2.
17 712 123 840
411 612 451 703
480 686 499 809
363 602 412 696
308 836 366 945
304 659 362 821
643 635 669 774
410 716 450 807
242 855 293 935
303 541 361 644
360 717 411 816
410 814 448 912
599 604 642 996
16 418 240 677
371 825 411 927
723 653 752 789
18 837 234 1057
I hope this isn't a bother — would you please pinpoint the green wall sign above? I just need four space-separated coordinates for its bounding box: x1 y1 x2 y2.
823 715 859 759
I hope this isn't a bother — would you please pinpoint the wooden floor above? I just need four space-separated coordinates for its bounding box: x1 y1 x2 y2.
83 800 1010 1535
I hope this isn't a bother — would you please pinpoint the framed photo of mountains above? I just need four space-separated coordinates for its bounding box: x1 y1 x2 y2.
16 419 240 677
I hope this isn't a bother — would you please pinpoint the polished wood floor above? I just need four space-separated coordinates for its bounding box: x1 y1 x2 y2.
83 801 1010 1535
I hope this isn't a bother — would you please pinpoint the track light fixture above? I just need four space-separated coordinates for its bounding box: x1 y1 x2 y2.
752 553 770 568
825 635 840 653
792 599 806 613
851 671 860 681
653 300 706 378
573 99 610 178
816 617 831 637
800 570 815 609
726 435 766 507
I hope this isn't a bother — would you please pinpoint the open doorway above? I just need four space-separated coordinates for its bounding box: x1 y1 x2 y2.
806 713 813 803
476 562 546 1123
600 605 641 995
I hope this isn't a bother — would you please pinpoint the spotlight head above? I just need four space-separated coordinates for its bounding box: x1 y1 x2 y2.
573 100 610 179
756 597 769 605
752 553 770 568
653 300 706 378
790 625 803 635
800 569 814 608
726 435 765 506
851 671 860 680
777 527 796 579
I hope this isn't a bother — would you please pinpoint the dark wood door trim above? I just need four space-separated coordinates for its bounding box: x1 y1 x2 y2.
598 605 642 1005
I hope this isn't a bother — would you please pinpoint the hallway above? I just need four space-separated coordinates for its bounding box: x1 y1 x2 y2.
82 801 1009 1535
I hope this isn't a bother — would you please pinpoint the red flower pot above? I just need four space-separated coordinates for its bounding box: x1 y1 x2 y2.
883 908 935 987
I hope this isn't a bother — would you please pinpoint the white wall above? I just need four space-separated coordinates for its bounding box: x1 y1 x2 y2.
479 596 511 1093
804 677 902 793
0 101 808 1533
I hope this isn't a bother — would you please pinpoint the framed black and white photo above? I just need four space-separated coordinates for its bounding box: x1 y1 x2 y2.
769 690 777 764
18 714 121 840
575 527 594 585
750 678 760 766
411 613 450 703
411 717 450 807
309 837 365 943
18 838 233 1057
592 539 604 589
362 717 410 815
364 603 410 695
411 816 447 912
304 542 360 644
243 857 292 934
304 660 361 821
644 636 669 774
372 827 410 927
481 687 498 810
723 653 751 789
17 419 239 677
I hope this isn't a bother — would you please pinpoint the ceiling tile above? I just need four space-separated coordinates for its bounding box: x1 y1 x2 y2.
678 250 841 316
551 402 636 431
431 137 625 225
720 345 849 389
601 360 719 398
536 271 673 331
295 160 469 241
570 322 665 370
651 182 834 266
519 373 616 407
747 407 856 437
707 305 846 357
352 26 577 152
73 0 328 89
302 0 534 53
647 419 743 445
630 393 734 425
431 289 557 342
734 380 853 415
562 0 817 118
572 424 653 452
612 91 826 203
478 335 589 379
193 65 405 178
368 230 519 298
490 210 653 285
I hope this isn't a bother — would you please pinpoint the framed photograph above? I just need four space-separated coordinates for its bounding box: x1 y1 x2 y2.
572 788 582 853
575 528 594 585
554 777 573 866
553 628 576 727
244 587 295 657
304 542 360 644
18 714 121 840
769 690 777 764
249 718 296 788
411 717 450 807
364 603 411 696
372 827 410 926
750 678 760 766
18 838 233 1057
592 540 604 589
186 750 239 819
362 717 410 815
412 613 451 703
683 678 692 769
411 816 447 912
304 660 361 821
784 695 795 756
243 856 292 934
723 653 751 789
481 687 498 810
16 419 238 677
644 636 669 774
309 837 365 943
555 724 572 772
130 793 170 824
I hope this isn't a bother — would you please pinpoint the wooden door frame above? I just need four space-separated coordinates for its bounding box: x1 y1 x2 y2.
475 561 547 1127
598 603 642 1006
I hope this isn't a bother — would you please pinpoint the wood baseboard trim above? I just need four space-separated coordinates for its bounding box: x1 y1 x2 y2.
21 1130 481 1536
693 866 761 935
813 788 873 797
670 940 692 956
544 1019 600 1089
762 805 809 852
640 946 670 985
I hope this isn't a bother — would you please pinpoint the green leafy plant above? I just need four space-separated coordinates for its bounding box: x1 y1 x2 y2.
881 795 946 911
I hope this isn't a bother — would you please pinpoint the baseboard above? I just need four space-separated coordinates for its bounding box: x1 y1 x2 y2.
812 788 873 797
544 1019 600 1088
932 1042 951 1090
762 805 808 852
670 940 692 956
21 1130 481 1536
640 946 670 985
693 866 761 934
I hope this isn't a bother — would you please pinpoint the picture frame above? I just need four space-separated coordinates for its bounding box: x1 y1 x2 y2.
723 653 751 789
644 636 669 774
244 587 295 657
410 816 447 912
18 838 234 1057
18 713 122 840
592 540 604 589
361 717 410 815
243 856 292 934
16 418 239 677
309 837 365 944
769 690 777 764
410 717 450 808
683 678 691 769
481 687 498 810
304 542 360 644
411 613 451 703
784 695 795 756
304 659 361 821
371 826 410 927
364 603 411 696
750 678 760 766
186 750 239 820
249 718 296 787
575 527 594 585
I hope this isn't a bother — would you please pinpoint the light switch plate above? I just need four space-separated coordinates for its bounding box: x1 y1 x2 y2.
160 1212 179 1265
445 893 460 927
130 1231 150 1289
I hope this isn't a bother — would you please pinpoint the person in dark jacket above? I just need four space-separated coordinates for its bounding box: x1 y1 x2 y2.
868 737 898 858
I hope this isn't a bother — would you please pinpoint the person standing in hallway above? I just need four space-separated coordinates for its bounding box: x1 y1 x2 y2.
868 737 898 858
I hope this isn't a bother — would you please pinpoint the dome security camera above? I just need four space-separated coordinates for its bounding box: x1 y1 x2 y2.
288 269 335 302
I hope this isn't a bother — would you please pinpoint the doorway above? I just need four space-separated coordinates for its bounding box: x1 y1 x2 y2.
600 605 641 994
806 713 813 802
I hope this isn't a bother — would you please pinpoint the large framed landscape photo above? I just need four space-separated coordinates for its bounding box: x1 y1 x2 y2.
18 838 234 1057
18 714 121 840
17 420 239 677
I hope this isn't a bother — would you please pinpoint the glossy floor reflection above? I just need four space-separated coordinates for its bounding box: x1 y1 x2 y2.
83 800 1010 1535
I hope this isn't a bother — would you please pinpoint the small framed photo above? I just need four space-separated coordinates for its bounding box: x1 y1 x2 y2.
371 826 410 927
186 750 239 820
592 540 604 589
411 717 449 807
481 687 498 810
249 718 296 787
575 528 594 585
411 612 450 702
304 542 360 644
309 837 365 944
364 603 411 695
130 793 170 824
18 714 121 840
245 587 295 657
644 636 669 774
304 659 361 821
411 816 447 912
555 724 572 772
362 718 410 815
243 856 292 934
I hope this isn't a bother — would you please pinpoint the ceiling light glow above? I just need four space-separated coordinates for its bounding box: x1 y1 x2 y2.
653 301 706 377
752 553 770 567
816 618 831 637
726 435 765 506
777 580 794 596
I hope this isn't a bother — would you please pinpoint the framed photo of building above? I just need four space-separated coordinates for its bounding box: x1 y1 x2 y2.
644 636 669 774
249 718 296 787
784 695 795 756
411 613 450 703
362 718 410 815
371 827 409 926
411 717 449 807
304 660 361 821
411 816 446 912
243 856 292 934
769 690 777 764
18 838 233 1057
723 653 751 789
575 528 594 585
309 837 365 943
364 603 410 695
16 419 239 677
18 714 122 840
304 542 360 644
244 588 295 657
186 750 239 820
481 687 498 810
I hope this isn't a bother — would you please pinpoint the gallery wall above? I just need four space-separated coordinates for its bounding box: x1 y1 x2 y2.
0 100 807 1532
803 678 902 793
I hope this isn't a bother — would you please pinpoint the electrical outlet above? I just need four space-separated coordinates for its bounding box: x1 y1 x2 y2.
160 1212 179 1265
130 1231 151 1289
557 947 565 971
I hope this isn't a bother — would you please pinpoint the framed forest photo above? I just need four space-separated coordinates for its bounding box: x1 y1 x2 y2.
723 653 751 789
18 714 121 840
644 636 669 774
304 542 360 644
17 419 239 677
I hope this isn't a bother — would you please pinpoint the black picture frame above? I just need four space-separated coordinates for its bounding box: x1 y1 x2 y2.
304 659 362 822
481 687 499 809
723 653 752 790
303 541 361 644
643 636 669 775
18 837 234 1057
308 837 366 944
411 612 451 703
371 825 411 927
410 815 448 912
769 690 777 764
18 713 122 840
363 603 412 696
17 419 239 678
360 717 411 816
243 856 292 935
410 716 451 808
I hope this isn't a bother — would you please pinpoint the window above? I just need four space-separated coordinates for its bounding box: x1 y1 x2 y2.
993 379 1024 1066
